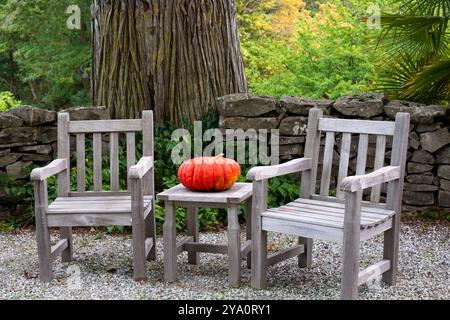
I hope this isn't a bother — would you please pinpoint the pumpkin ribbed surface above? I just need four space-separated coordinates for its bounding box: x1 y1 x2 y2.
178 154 241 191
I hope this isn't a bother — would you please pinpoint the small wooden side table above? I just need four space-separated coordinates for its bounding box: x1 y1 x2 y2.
157 183 253 287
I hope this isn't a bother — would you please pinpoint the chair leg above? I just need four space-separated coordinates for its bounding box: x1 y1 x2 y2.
298 237 312 268
382 226 399 286
341 190 362 300
34 180 52 282
131 180 147 282
145 207 157 261
251 219 267 289
341 240 360 300
251 180 268 289
60 227 73 262
36 218 52 282
245 197 252 269
132 219 147 281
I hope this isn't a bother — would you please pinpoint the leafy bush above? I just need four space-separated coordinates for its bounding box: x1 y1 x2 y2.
0 91 20 111
0 0 91 108
238 0 377 99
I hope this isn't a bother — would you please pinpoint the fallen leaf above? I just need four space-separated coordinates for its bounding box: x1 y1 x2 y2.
106 267 117 274
24 271 38 280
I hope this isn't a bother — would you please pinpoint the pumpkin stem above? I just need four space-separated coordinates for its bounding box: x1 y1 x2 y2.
214 153 225 159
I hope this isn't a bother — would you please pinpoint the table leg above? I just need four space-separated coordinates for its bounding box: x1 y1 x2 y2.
163 201 177 282
245 197 252 269
187 207 199 264
227 205 241 287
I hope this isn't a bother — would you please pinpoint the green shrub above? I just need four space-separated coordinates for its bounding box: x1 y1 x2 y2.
238 0 377 99
0 91 21 111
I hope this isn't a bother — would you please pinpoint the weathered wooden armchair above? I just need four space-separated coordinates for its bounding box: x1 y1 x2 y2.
248 108 410 299
31 111 156 282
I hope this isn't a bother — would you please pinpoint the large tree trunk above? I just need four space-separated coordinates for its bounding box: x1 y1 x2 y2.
92 0 248 123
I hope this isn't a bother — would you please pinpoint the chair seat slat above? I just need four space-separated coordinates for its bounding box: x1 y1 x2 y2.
262 198 395 229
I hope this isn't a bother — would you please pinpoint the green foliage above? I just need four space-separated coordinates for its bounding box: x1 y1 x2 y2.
106 225 126 234
1 167 42 230
415 208 450 222
267 176 300 208
371 0 450 104
238 0 378 99
153 121 179 191
0 0 91 108
0 91 20 111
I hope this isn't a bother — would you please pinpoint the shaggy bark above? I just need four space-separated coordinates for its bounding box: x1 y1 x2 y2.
92 0 248 123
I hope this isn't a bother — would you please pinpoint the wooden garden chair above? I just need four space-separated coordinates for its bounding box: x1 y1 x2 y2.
247 108 410 299
30 111 156 282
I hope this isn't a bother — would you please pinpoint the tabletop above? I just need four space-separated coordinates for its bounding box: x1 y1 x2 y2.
157 183 253 204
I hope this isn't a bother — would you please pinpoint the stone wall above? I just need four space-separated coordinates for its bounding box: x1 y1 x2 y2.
0 106 109 217
1 98 449 215
217 93 450 210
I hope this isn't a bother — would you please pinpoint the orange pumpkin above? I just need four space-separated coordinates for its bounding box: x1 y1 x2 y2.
178 154 241 191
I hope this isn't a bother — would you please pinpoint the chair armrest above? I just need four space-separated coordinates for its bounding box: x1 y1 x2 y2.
340 166 400 192
30 159 67 181
129 156 153 179
246 158 312 181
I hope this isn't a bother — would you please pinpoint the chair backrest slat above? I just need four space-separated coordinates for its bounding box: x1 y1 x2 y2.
336 132 352 199
76 133 86 192
68 119 143 133
57 113 70 197
370 135 386 202
318 118 395 135
320 131 335 196
110 132 120 191
355 133 369 175
126 132 136 191
93 133 102 191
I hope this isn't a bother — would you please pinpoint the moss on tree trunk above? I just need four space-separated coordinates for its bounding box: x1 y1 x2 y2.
92 0 248 124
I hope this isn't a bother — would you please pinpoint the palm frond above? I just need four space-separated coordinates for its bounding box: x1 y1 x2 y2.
371 0 450 104
373 54 450 103
371 51 422 95
403 58 450 102
400 0 450 16
376 15 450 62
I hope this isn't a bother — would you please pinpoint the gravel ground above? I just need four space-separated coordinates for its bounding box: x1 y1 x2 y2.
0 222 448 300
